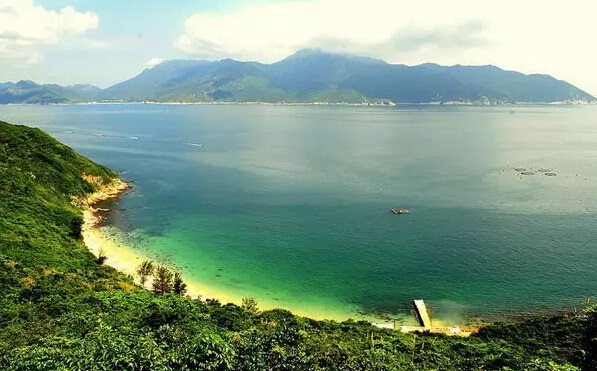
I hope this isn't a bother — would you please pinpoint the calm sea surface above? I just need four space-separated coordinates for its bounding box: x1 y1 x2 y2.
2 104 597 323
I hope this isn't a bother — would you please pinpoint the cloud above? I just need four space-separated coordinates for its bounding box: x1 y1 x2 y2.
88 39 111 49
310 20 491 58
145 58 164 68
174 0 597 94
25 52 42 65
388 21 490 52
0 0 98 62
175 0 494 62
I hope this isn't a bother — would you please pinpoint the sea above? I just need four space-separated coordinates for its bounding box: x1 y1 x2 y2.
2 103 596 325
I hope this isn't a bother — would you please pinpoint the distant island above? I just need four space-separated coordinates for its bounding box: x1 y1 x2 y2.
1 49 595 105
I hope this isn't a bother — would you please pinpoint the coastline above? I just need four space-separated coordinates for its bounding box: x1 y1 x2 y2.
4 100 597 107
82 179 238 302
80 177 479 334
81 177 357 321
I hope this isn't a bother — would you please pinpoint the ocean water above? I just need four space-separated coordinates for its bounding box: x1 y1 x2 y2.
2 104 597 324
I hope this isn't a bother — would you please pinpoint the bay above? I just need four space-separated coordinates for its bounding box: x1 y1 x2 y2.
2 104 596 324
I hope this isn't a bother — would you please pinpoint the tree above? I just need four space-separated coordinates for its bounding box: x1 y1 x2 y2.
241 297 259 315
96 247 108 265
152 265 173 294
173 272 187 296
136 260 154 287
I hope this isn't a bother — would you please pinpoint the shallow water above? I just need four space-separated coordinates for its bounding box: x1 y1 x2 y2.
3 104 597 324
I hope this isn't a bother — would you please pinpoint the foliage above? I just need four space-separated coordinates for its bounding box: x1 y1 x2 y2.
152 265 174 295
242 297 260 315
0 120 596 370
96 247 108 265
173 272 188 296
136 260 154 287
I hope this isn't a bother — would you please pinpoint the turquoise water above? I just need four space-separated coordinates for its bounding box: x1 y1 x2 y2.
2 104 597 323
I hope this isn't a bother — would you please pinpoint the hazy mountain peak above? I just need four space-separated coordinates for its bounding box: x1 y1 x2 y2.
15 80 39 89
66 84 102 91
281 48 387 65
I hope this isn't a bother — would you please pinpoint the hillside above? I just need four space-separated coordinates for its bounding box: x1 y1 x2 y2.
1 120 597 370
0 81 101 104
101 49 595 104
2 50 595 104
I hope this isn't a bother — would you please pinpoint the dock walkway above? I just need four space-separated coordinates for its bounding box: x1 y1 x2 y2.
413 299 432 328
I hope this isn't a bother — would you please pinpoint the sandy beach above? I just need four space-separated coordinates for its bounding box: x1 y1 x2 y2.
80 177 352 320
83 208 247 305
81 178 244 304
80 177 476 333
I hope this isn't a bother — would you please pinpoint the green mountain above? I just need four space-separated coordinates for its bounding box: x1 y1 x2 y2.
1 120 597 369
2 49 594 104
100 49 595 104
0 81 101 104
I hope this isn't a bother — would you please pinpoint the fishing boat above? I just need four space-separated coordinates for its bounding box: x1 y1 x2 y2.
391 207 410 214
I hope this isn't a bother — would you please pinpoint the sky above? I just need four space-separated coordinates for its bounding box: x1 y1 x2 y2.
0 0 595 95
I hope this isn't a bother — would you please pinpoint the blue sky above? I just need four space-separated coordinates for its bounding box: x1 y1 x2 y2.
1 0 596 95
0 0 282 87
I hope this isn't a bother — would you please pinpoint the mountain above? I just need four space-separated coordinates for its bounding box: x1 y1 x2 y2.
2 49 595 104
100 49 597 104
0 80 102 104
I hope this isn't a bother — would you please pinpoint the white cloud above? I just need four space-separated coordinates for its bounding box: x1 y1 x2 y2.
88 39 111 49
0 0 98 63
145 57 164 68
25 52 43 65
175 0 597 94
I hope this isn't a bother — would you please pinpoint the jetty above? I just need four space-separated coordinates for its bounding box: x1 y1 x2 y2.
372 299 473 337
413 299 432 328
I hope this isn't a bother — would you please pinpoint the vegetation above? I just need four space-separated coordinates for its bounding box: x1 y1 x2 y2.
173 272 188 296
136 260 155 287
1 119 597 370
96 247 108 265
152 265 175 295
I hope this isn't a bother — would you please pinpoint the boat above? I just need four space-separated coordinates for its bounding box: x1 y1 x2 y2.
391 207 410 214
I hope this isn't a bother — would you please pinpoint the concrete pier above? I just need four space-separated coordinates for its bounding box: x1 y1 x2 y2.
413 299 432 328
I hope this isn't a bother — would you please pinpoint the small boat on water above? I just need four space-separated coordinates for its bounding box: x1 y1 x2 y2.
391 207 410 214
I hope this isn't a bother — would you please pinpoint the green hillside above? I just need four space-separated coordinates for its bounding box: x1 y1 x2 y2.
0 81 102 104
1 120 596 370
99 49 595 104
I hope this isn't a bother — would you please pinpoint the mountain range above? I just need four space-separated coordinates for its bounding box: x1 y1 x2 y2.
1 49 595 104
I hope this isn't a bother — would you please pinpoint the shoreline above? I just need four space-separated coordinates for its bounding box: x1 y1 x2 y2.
81 177 360 322
82 179 242 304
80 177 479 334
4 100 597 107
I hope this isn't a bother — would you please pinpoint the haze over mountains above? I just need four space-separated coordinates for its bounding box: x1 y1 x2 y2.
1 49 594 104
